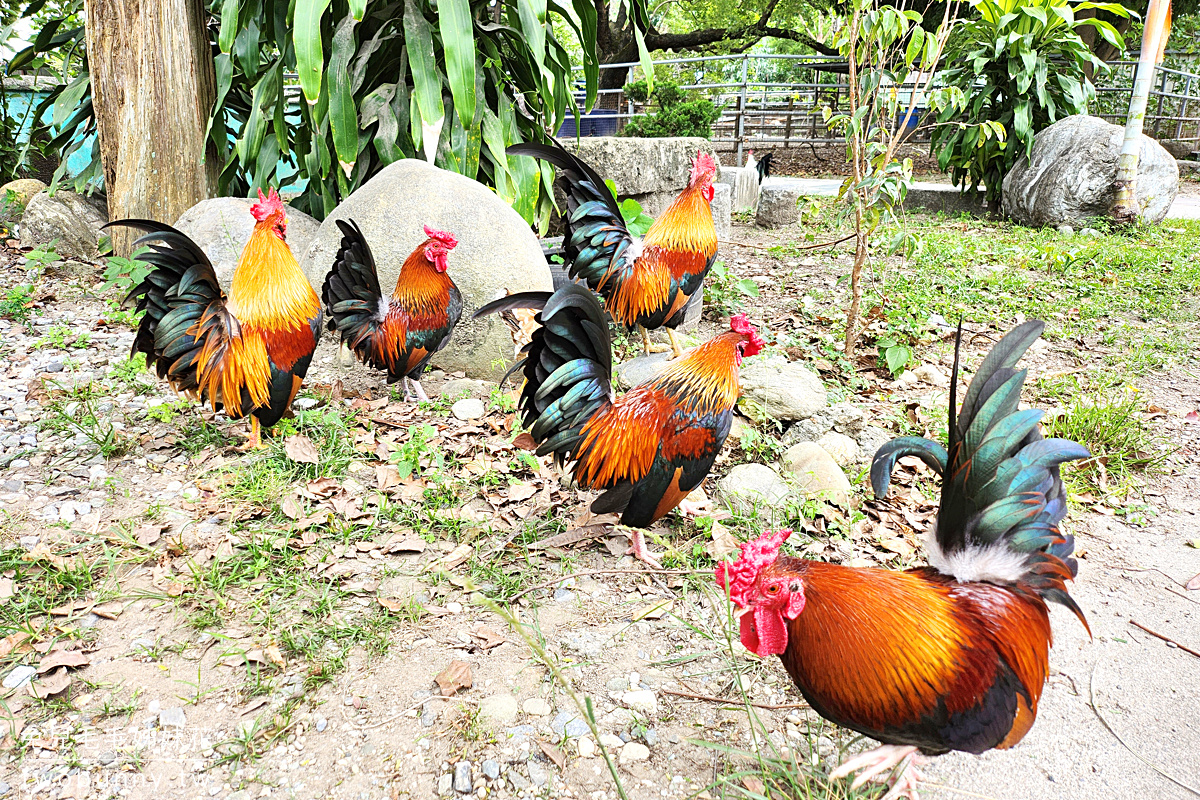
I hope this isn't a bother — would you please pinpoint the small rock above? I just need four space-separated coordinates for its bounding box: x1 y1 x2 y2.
0 781 11 797
437 773 454 796
782 442 852 508
815 431 859 467
44 361 64 373
911 363 948 387
158 707 187 729
667 734 680 744
451 398 485 421
527 761 549 786
481 759 501 780
619 742 651 764
739 357 827 422
508 772 531 791
614 352 672 391
2 665 36 690
453 761 472 793
293 397 320 410
441 378 494 399
576 737 596 758
598 733 625 750
480 693 520 725
97 750 117 766
552 587 575 603
856 425 893 464
716 463 791 514
622 689 657 715
605 676 630 693
315 716 328 733
643 728 658 746
522 697 552 716
1056 224 1074 237
756 185 802 228
421 707 439 727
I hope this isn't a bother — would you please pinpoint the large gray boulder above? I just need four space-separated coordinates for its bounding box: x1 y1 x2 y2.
173 197 320 290
19 190 108 259
561 137 720 217
739 357 827 422
299 158 552 380
711 183 732 241
782 442 852 508
716 463 791 515
1002 115 1179 226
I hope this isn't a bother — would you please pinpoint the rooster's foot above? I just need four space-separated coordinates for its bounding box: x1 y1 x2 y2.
411 379 430 403
619 527 663 569
235 417 265 452
666 329 685 360
830 744 925 800
677 498 712 518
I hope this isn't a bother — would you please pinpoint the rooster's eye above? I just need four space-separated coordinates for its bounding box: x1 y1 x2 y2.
766 585 779 594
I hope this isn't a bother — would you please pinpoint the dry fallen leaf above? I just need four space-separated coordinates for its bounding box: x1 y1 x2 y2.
376 465 400 492
263 643 286 668
384 537 427 555
1187 572 1200 591
284 435 320 464
705 520 738 560
29 667 71 699
633 599 673 621
538 739 567 770
470 624 508 650
166 581 186 597
434 660 473 697
0 578 13 604
37 649 90 673
378 596 411 613
512 432 538 451
92 602 123 620
134 524 163 547
506 482 537 503
742 777 765 794
280 494 303 521
0 632 32 658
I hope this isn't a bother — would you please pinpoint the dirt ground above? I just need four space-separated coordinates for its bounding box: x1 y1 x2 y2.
0 216 1197 800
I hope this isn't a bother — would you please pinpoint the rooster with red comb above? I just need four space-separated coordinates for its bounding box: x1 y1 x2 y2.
506 140 719 358
475 283 763 565
322 221 463 402
715 321 1091 799
107 189 323 449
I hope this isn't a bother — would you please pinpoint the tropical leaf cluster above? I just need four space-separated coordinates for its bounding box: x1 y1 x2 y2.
930 0 1130 202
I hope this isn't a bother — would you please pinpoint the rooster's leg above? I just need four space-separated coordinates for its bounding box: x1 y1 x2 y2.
236 416 264 452
400 377 416 403
640 326 672 355
411 379 430 403
618 526 663 569
830 744 925 800
667 329 684 359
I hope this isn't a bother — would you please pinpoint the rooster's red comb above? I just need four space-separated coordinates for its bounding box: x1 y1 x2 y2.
730 313 764 358
424 225 458 249
250 188 285 222
690 151 718 186
714 528 791 608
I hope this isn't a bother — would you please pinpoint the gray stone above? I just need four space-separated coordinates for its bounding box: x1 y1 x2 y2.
20 190 108 259
441 378 494 399
619 741 650 764
508 772 531 791
615 352 672 390
643 728 658 746
552 588 575 603
829 403 867 436
622 689 657 714
481 760 501 780
856 425 894 466
816 431 858 467
756 185 802 228
1178 159 1200 177
437 773 454 796
711 183 732 241
479 693 519 725
715 166 743 188
453 761 472 793
173 197 319 291
1 178 46 223
716 463 791 514
1159 139 1196 159
0 780 9 796
782 442 852 508
315 715 328 732
97 750 117 766
451 398 485 421
527 761 550 786
1001 115 1179 226
158 707 187 729
739 357 827 422
2 664 35 689
299 159 552 380
606 676 631 693
522 697 552 716
562 137 720 217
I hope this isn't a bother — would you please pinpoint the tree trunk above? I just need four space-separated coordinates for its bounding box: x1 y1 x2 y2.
1111 0 1171 225
84 0 218 255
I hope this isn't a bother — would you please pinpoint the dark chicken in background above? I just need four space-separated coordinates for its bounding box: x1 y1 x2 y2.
716 321 1090 799
475 283 763 565
322 221 462 402
507 140 719 358
107 190 322 449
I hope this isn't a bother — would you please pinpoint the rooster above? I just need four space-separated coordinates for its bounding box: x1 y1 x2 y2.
474 283 762 566
506 140 718 358
321 221 462 402
107 189 322 449
716 321 1090 799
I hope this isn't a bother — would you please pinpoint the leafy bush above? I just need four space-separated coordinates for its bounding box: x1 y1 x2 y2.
931 0 1129 203
622 81 722 139
704 261 760 317
623 79 651 103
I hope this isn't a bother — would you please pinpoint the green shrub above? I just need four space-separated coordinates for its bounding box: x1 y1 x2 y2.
622 81 722 139
930 0 1129 203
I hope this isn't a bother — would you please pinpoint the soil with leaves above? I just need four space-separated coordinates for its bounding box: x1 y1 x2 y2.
1 212 1198 800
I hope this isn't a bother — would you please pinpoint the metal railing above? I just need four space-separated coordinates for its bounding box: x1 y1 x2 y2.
569 53 1200 165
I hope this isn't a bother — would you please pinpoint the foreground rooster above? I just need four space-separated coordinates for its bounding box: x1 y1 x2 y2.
108 190 322 449
321 221 462 402
475 283 762 565
716 321 1090 799
507 140 718 358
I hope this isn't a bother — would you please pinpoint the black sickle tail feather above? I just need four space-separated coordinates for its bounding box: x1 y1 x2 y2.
507 141 635 298
103 220 252 413
322 218 386 359
870 320 1091 629
475 283 613 464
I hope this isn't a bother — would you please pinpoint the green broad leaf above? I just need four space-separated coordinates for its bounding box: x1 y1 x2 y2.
218 0 239 53
439 0 477 129
905 28 925 67
294 0 332 105
328 15 359 178
569 0 599 109
1021 5 1047 25
51 74 88 128
632 14 655 92
735 279 760 297
885 344 912 376
518 0 548 81
348 0 369 20
404 1 445 161
237 60 282 167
